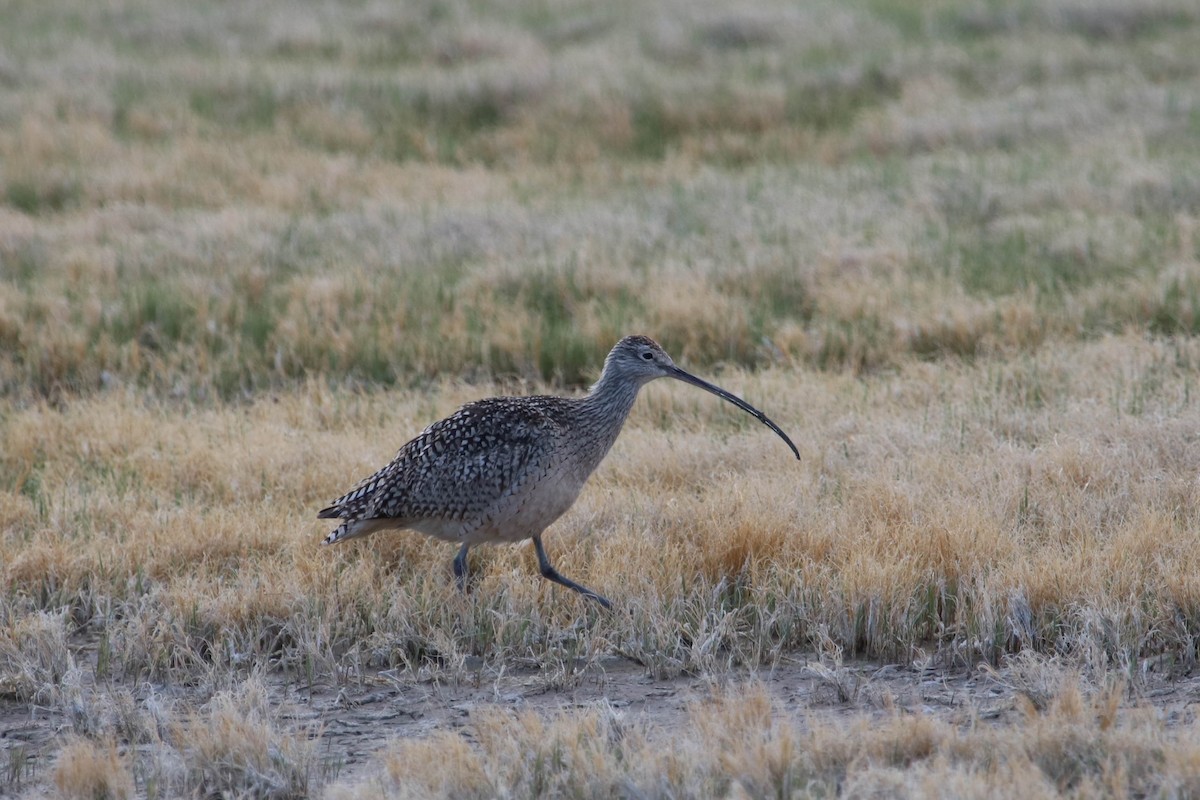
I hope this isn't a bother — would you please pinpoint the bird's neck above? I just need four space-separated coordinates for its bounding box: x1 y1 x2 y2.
583 363 643 419
575 365 644 464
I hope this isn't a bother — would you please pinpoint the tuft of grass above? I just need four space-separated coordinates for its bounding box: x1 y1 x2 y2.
189 79 280 132
5 174 81 215
178 675 322 799
785 64 900 132
1149 273 1200 335
109 280 197 350
52 738 135 800
0 610 76 704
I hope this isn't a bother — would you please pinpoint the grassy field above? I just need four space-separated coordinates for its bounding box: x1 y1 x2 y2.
4 0 1200 796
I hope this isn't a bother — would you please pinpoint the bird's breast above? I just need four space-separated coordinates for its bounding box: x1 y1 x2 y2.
469 465 588 544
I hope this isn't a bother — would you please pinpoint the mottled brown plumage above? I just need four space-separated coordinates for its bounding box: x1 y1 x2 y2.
320 335 799 608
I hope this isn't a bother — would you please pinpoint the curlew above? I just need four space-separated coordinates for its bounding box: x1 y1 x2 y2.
319 335 799 609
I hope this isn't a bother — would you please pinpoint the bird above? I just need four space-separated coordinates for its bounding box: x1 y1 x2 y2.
319 335 799 609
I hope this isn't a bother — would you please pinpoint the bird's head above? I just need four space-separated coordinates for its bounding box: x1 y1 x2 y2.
605 335 678 383
601 334 801 460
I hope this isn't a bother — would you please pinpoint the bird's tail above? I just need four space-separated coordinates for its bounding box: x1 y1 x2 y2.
321 516 393 546
318 503 353 545
322 521 352 546
319 473 393 545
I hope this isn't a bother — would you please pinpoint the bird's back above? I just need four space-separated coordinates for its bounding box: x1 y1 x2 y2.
320 395 585 544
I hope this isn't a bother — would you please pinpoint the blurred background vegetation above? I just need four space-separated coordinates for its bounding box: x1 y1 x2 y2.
1 0 1199 399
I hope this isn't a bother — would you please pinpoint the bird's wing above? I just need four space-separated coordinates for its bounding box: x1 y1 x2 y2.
319 398 562 524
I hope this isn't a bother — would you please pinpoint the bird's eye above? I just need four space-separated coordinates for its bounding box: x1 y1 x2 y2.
641 351 654 360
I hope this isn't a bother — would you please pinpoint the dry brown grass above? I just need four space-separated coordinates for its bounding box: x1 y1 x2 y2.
52 737 134 800
3 0 1200 795
5 336 1200 678
338 681 1200 799
4 337 1200 794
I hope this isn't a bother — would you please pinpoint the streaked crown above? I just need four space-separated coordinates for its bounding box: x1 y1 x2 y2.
602 335 677 381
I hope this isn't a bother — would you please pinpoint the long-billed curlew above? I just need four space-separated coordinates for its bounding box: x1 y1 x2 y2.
319 335 799 609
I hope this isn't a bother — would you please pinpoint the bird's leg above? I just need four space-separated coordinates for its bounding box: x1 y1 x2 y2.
453 543 470 592
532 535 612 610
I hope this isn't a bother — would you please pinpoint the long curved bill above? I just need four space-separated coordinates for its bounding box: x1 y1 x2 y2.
667 366 801 460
